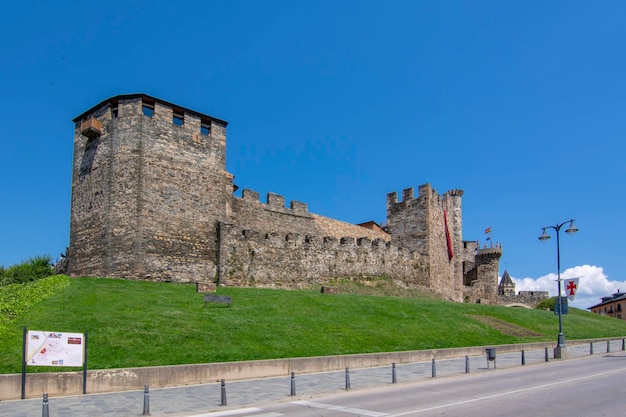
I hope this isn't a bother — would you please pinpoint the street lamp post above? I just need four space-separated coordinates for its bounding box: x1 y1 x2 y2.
538 219 579 359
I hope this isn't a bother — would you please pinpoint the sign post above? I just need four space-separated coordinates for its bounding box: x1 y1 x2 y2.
554 297 569 315
21 327 26 399
22 329 86 399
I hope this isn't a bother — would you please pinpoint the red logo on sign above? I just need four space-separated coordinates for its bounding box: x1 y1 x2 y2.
67 337 82 345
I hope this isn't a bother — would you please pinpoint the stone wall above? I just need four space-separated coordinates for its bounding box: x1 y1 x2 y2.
219 222 427 288
68 99 115 277
498 291 549 308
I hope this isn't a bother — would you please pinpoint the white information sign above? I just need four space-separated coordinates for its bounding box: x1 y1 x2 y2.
26 330 84 367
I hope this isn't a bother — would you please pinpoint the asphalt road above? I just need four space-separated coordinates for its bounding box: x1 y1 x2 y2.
202 352 626 417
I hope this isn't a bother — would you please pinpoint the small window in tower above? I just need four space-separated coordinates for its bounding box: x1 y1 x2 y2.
111 101 119 118
173 112 184 126
142 102 154 117
200 122 210 136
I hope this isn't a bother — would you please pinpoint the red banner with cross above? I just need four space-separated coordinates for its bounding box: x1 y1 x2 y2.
564 278 579 301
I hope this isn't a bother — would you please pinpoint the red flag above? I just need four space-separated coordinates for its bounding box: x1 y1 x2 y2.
443 209 454 260
563 278 579 301
484 227 492 234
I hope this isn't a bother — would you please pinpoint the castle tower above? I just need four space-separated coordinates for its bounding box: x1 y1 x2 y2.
463 243 503 303
68 94 233 281
386 184 464 301
443 189 464 297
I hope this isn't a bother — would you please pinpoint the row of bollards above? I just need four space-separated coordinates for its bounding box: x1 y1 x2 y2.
29 358 528 416
588 339 626 355
41 385 153 417
37 340 626 415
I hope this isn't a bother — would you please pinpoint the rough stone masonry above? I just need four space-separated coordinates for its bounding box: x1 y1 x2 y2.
67 93 506 303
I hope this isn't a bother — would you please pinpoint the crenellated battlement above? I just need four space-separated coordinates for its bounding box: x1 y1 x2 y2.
233 226 399 252
239 188 310 217
386 183 463 209
477 243 503 259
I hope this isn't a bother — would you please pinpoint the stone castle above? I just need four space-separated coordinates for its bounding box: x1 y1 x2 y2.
66 93 536 305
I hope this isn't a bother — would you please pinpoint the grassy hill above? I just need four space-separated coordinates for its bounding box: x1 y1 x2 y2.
2 275 626 374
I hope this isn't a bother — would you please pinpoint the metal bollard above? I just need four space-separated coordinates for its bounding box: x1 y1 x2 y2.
42 393 49 417
622 339 625 351
220 379 227 406
521 350 526 366
607 340 611 353
345 367 351 390
431 359 437 378
486 348 496 368
590 342 594 355
465 356 469 374
545 347 549 362
392 363 397 384
142 385 150 415
290 372 296 396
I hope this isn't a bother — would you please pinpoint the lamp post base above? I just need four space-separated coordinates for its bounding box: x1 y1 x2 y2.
554 346 569 359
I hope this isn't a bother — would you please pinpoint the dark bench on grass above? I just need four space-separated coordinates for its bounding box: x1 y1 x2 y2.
204 294 232 307
321 286 338 294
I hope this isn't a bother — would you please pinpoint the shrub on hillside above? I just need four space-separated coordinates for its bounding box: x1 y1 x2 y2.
0 256 55 286
535 297 556 311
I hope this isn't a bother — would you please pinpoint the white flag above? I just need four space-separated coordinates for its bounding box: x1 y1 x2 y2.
563 278 580 301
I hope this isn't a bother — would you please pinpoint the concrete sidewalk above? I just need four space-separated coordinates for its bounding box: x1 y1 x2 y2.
0 342 613 417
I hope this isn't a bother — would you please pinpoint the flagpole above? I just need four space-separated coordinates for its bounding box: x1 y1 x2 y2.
538 219 579 359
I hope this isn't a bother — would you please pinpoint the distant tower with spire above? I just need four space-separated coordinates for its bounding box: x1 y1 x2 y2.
496 268 549 307
498 270 516 296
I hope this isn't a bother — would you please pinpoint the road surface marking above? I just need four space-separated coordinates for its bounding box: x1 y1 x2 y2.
294 400 389 416
388 366 626 416
185 407 265 417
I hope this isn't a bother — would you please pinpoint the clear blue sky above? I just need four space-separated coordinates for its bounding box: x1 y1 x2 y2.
1 1 624 308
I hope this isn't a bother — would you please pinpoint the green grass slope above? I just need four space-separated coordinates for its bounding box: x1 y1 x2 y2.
2 276 626 374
